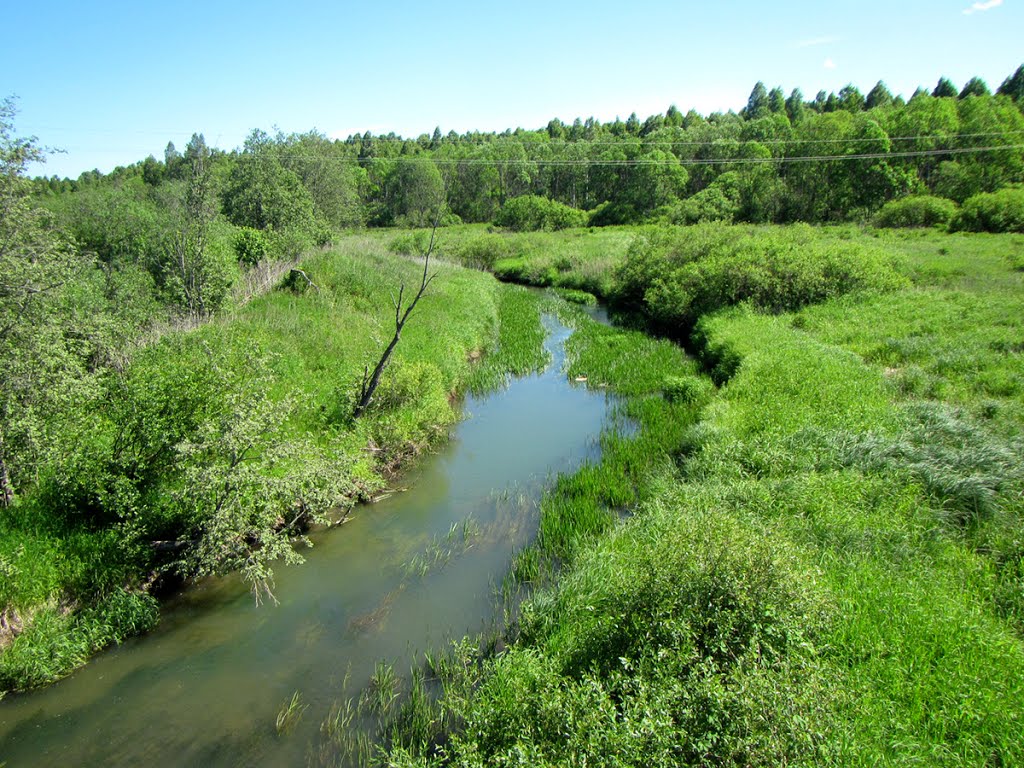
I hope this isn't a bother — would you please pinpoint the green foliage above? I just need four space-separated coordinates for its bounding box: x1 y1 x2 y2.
873 195 958 228
662 374 714 405
613 224 908 332
233 226 269 266
949 187 1024 233
221 129 324 242
440 505 834 767
673 177 741 224
0 589 158 690
493 195 587 231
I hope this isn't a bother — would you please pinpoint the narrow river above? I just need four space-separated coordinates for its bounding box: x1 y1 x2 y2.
0 311 620 767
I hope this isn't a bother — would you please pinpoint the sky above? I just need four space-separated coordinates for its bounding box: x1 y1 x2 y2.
3 0 1022 179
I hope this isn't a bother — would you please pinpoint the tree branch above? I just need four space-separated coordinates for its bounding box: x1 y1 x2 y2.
353 208 442 419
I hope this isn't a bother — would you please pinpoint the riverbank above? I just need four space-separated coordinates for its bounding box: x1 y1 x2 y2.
369 223 1024 766
0 238 541 693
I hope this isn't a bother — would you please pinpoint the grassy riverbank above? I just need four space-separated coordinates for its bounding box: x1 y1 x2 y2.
0 239 534 693
369 224 1024 766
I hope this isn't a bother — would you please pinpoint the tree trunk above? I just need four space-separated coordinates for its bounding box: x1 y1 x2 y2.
353 221 439 419
0 432 13 508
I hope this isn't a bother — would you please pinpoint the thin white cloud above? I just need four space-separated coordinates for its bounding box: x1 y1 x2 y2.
795 35 840 49
823 58 837 70
963 0 1003 14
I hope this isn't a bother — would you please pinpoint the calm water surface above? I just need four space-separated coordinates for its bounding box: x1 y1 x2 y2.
0 312 620 767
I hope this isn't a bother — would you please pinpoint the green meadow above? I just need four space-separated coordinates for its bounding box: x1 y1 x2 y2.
366 223 1024 767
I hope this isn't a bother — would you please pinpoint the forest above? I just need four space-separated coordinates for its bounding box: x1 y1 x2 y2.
2 65 1024 765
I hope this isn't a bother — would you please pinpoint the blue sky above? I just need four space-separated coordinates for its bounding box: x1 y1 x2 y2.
3 0 1021 178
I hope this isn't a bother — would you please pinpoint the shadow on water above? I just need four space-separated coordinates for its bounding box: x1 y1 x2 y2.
0 313 622 768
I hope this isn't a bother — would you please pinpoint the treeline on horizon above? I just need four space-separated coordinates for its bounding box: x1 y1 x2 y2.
24 66 1024 323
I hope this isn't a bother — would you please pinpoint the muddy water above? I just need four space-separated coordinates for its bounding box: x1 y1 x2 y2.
0 313 620 767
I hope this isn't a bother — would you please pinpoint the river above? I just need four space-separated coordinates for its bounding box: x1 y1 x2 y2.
0 310 621 767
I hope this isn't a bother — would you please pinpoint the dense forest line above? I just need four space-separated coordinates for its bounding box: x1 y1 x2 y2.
2 66 1024 696
28 67 1024 317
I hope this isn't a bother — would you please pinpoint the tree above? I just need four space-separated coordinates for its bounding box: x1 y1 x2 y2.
785 89 806 123
354 219 438 419
997 64 1024 102
0 98 83 506
745 82 770 120
386 156 445 226
277 131 367 229
959 77 991 99
866 81 894 109
222 129 317 233
768 87 786 115
933 77 958 98
838 84 866 112
164 141 184 180
166 133 228 318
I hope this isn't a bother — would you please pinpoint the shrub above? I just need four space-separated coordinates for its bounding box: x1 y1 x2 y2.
613 224 907 333
949 187 1024 233
494 195 587 232
874 195 958 228
673 178 741 225
233 226 269 265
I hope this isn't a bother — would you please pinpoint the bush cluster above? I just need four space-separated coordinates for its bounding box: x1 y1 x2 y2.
613 224 907 333
494 195 588 232
873 195 958 228
949 187 1024 233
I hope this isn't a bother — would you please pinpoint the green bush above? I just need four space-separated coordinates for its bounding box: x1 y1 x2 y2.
233 226 269 265
494 195 587 232
673 176 742 225
874 195 958 228
613 224 907 333
950 187 1024 233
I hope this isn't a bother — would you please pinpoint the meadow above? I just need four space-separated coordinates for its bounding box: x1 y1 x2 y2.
363 223 1024 766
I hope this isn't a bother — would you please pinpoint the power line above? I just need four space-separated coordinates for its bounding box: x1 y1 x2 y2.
266 143 1024 167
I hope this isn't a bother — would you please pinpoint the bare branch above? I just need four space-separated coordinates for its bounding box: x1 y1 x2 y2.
352 206 444 419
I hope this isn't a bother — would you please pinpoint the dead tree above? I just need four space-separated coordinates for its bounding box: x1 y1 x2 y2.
353 221 439 419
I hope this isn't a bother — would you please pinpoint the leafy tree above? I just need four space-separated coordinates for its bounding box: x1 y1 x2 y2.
140 155 164 186
222 130 318 234
164 141 184 180
786 89 806 123
997 64 1024 102
165 133 231 317
933 77 958 98
277 131 367 229
838 84 866 112
0 99 89 506
959 77 991 99
768 87 786 115
866 81 894 109
745 82 770 120
386 156 445 227
546 118 566 139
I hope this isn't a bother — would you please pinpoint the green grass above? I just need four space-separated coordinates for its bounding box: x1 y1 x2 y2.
380 224 1024 766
